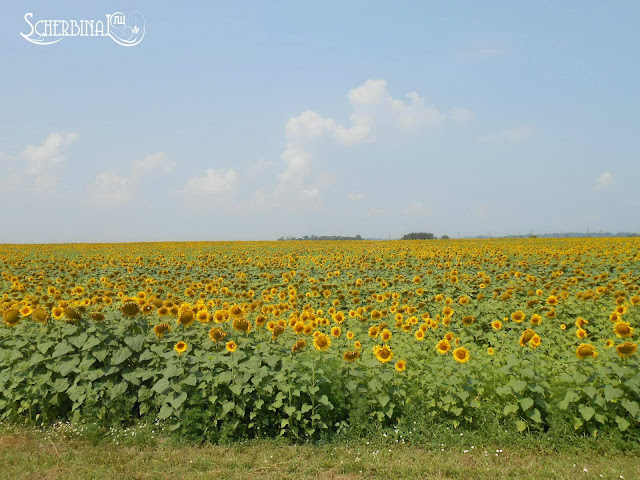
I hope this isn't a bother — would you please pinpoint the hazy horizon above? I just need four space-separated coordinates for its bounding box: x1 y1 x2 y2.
1 2 639 243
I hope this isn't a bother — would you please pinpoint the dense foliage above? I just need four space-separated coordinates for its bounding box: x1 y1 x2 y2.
1 239 638 441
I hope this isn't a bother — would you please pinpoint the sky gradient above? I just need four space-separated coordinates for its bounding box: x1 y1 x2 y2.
1 1 639 242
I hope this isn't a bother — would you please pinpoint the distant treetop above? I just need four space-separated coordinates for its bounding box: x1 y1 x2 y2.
401 232 435 240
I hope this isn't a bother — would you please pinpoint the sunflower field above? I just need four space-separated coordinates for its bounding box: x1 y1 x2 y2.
1 239 639 441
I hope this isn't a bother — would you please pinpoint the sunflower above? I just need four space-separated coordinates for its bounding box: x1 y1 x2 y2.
20 305 33 317
519 329 536 347
174 341 188 355
354 340 362 349
313 332 331 351
414 329 425 341
196 310 210 323
331 326 342 338
3 309 21 327
511 311 525 323
487 347 495 355
226 340 238 353
395 360 407 372
32 307 49 325
232 317 251 333
461 315 475 326
292 339 307 353
120 301 140 317
491 320 503 331
604 339 614 348
576 343 597 359
616 342 637 359
368 326 380 338
530 334 541 348
229 305 243 317
380 328 392 342
343 350 360 362
373 345 394 363
177 310 195 327
575 317 589 328
208 327 227 342
51 306 63 320
154 322 171 338
613 321 634 338
452 347 470 363
436 339 451 355
546 295 559 306
530 314 542 326
346 330 354 340
576 328 588 339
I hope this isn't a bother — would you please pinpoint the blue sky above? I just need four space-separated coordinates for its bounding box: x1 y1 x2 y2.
1 1 638 242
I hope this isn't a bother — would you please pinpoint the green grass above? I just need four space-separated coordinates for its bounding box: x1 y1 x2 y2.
1 424 639 480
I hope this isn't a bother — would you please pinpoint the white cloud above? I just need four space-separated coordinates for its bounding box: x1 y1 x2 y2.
184 168 237 196
0 151 13 162
595 172 614 190
274 79 469 202
22 132 78 175
249 158 274 173
88 151 173 208
479 126 534 143
348 193 366 202
89 171 131 208
15 132 79 191
132 152 175 178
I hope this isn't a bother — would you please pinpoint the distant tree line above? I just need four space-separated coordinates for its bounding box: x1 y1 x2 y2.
278 235 362 241
401 232 451 240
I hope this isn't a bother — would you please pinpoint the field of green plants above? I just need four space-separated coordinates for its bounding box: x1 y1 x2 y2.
1 239 638 442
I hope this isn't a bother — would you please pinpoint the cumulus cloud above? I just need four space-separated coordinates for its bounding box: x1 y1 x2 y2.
89 151 173 208
19 132 78 191
22 132 78 175
275 79 470 201
595 172 614 190
131 152 175 178
479 126 534 143
88 172 131 208
183 168 237 196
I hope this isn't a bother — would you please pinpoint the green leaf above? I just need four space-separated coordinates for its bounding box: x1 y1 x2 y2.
58 358 79 376
111 381 128 398
616 416 630 431
111 347 132 366
603 384 622 402
170 391 188 409
37 341 55 355
519 397 534 411
69 333 88 350
158 404 173 419
579 405 595 421
503 403 518 416
509 379 527 393
52 343 74 359
379 394 390 408
152 377 170 394
53 378 70 392
124 334 145 352
515 420 527 432
621 400 639 418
